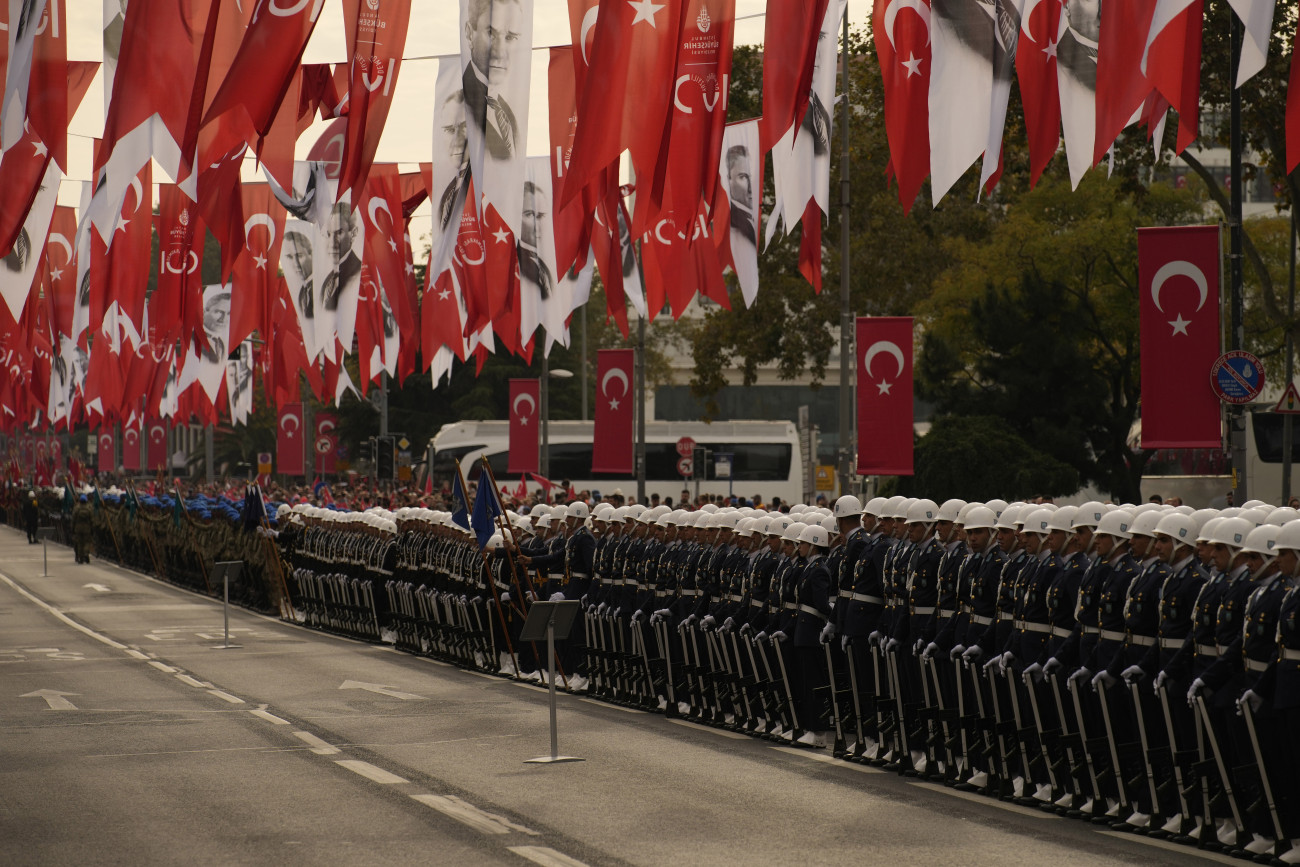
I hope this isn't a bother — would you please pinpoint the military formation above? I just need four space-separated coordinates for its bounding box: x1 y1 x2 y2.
279 495 1300 863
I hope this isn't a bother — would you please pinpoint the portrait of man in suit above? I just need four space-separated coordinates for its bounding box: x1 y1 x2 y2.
462 0 524 162
437 89 470 231
726 146 756 249
320 203 361 314
282 228 314 320
518 180 553 302
200 290 231 365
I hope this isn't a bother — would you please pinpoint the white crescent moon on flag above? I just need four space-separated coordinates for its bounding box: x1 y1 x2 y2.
318 419 336 433
1150 260 1208 313
601 367 629 397
47 232 72 265
280 413 300 433
513 392 536 417
126 176 145 214
884 0 931 50
150 425 165 442
863 341 906 379
580 7 599 67
367 197 391 231
244 213 276 249
100 434 111 449
125 430 138 445
1021 0 1043 38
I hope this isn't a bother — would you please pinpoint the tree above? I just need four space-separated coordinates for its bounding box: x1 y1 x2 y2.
900 415 1078 501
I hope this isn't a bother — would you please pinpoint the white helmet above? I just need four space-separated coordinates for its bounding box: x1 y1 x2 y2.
906 498 939 525
768 515 794 536
1153 512 1197 547
1240 524 1280 557
782 521 809 543
486 534 504 550
1273 520 1300 552
821 515 837 534
700 503 719 514
1196 516 1223 544
550 505 569 522
713 511 742 530
592 503 615 522
833 495 864 518
995 504 1023 531
1237 507 1271 527
863 497 889 517
1241 499 1269 510
531 504 552 518
1188 509 1218 535
963 506 998 531
626 504 647 519
883 495 907 518
536 515 552 529
937 498 967 522
567 502 590 520
736 517 756 537
1021 508 1054 535
1095 509 1133 540
1129 510 1165 539
985 498 1009 518
797 524 830 547
1267 507 1300 526
1207 516 1254 549
1046 505 1079 533
1072 501 1106 529
752 516 773 536
788 503 807 515
654 513 673 527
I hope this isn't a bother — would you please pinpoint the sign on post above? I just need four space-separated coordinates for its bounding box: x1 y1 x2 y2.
1210 350 1265 405
1275 381 1300 415
676 436 695 457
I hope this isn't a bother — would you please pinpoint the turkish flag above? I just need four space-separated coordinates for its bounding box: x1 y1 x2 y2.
277 401 305 476
1093 0 1157 166
122 417 142 472
562 0 682 214
1142 0 1202 155
358 164 409 378
146 419 168 472
1016 0 1062 187
229 183 287 348
593 349 634 473
1138 225 1221 448
315 412 338 475
1290 25 1300 174
152 184 205 348
547 46 589 278
856 316 913 476
336 0 410 198
99 161 153 351
760 0 831 154
97 427 115 471
508 379 540 475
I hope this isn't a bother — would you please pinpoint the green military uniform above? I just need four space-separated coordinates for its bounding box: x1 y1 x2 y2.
71 501 94 563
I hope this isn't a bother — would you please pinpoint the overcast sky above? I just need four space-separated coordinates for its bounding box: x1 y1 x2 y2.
61 1 869 243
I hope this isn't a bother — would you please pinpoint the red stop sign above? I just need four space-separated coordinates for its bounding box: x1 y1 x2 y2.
676 436 696 457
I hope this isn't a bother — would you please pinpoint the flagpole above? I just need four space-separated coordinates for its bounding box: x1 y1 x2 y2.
1229 15 1247 502
836 1 853 498
457 459 521 677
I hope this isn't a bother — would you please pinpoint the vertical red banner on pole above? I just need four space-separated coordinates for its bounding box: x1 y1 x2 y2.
593 349 634 473
508 379 540 476
146 420 168 472
277 402 305 476
122 420 142 472
1139 225 1222 448
856 316 914 476
97 428 114 472
316 412 338 475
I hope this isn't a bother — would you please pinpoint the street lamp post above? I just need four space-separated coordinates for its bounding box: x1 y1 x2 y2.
540 362 573 481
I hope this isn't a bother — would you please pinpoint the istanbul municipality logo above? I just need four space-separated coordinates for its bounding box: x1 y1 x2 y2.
697 4 711 33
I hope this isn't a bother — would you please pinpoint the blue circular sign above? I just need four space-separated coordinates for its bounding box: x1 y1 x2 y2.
1210 350 1265 405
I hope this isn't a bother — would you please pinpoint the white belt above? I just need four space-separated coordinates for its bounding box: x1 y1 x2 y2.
1159 636 1184 649
1196 644 1220 657
1101 629 1127 642
728 594 744 603
1245 658 1270 672
1082 626 1101 635
1126 634 1157 647
680 589 700 597
625 581 642 589
1018 621 1053 635
571 572 590 579
840 591 884 604
969 614 993 626
494 580 510 590
1051 626 1072 638
750 599 765 608
782 602 797 611
798 604 828 620
548 573 564 581
998 612 1015 622
912 606 936 616
1282 648 1300 661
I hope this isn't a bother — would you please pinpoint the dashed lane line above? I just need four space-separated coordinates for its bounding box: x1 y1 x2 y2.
411 794 538 836
148 661 177 673
507 845 591 867
335 759 409 785
249 708 290 725
0 572 127 650
176 674 210 688
293 731 339 755
207 689 244 704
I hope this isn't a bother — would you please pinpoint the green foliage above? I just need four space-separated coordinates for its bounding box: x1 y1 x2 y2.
901 415 1078 502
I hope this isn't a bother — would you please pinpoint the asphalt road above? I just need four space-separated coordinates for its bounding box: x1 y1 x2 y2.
0 525 1247 866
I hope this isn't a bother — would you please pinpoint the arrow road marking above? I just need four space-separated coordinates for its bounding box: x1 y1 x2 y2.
338 680 425 700
21 689 79 710
83 583 111 592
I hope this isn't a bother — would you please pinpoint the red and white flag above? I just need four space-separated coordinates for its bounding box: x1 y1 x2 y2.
760 0 831 154
0 160 58 323
592 348 633 473
97 426 114 472
928 0 993 204
229 183 287 348
1138 225 1221 448
276 401 305 476
519 157 566 350
152 184 205 349
1141 0 1202 155
145 418 168 472
979 0 1025 195
1056 0 1100 188
315 412 338 475
428 57 471 284
1016 0 1062 186
874 0 931 212
856 316 913 476
336 0 410 199
1093 0 1156 168
122 417 141 472
546 46 589 279
716 120 761 306
1227 0 1276 86
507 378 539 475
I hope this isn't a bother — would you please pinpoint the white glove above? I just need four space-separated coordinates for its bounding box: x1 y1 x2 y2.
632 610 644 623
722 617 735 632
841 635 852 651
549 592 565 602
983 655 1002 673
654 608 672 620
1091 670 1116 691
740 623 754 636
680 614 697 629
912 638 926 655
1152 670 1169 693
868 630 881 646
885 637 899 652
962 645 983 664
500 591 511 604
611 607 621 618
701 615 717 629
755 631 768 643
469 596 482 605
525 591 537 602
1023 662 1044 684
1238 689 1263 715
820 622 836 644
580 594 589 605
771 630 788 643
597 602 608 613
950 644 966 661
1042 657 1062 677
1187 677 1206 707
1121 664 1145 684
922 642 939 661
459 594 469 603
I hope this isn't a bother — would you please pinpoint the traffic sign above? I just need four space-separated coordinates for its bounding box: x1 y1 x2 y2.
1276 381 1300 414
257 452 272 474
316 436 333 455
676 436 696 457
676 456 693 477
1210 350 1265 405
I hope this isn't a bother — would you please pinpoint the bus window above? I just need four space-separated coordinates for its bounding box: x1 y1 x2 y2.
432 444 487 483
1251 413 1300 463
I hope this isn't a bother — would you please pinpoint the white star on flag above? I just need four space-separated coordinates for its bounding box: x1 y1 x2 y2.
388 237 398 252
254 253 268 269
438 288 451 301
1043 40 1058 60
50 265 63 281
628 0 665 27
519 416 529 425
492 227 510 244
876 380 893 395
1170 314 1191 336
902 55 923 78
609 397 620 410
32 140 47 158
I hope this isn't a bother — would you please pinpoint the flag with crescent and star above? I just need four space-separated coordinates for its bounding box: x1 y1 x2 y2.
593 348 634 473
122 415 142 472
336 0 410 200
1141 0 1202 156
146 417 168 472
276 401 305 476
856 316 914 476
1093 0 1158 169
1138 225 1221 449
1015 0 1061 187
759 0 830 154
229 183 288 349
508 378 540 475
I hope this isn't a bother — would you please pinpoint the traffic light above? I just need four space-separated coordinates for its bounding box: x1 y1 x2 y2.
375 435 395 480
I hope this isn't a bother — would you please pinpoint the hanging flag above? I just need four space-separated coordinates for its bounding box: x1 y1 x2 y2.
336 0 410 198
979 0 1024 195
928 0 994 205
471 468 503 548
547 46 590 279
281 217 323 361
0 161 58 324
1093 0 1156 168
225 339 254 425
1141 0 1203 155
507 378 539 475
314 195 364 361
1056 0 1100 188
1016 0 1062 186
358 164 408 380
97 426 114 472
175 283 233 404
0 0 48 153
759 0 831 154
315 412 338 475
229 183 287 348
716 120 761 305
519 157 564 350
122 417 141 472
1226 0 1276 86
98 161 153 354
276 401 305 475
873 0 931 211
146 418 168 472
592 348 634 473
152 184 205 348
1289 25 1300 174
429 57 471 283
1138 225 1222 448
856 316 914 476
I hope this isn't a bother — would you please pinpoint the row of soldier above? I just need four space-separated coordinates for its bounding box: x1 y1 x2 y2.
276 494 1300 863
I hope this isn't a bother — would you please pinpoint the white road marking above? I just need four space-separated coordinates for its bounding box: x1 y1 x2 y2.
1096 830 1241 864
0 572 127 649
207 689 244 704
771 745 885 773
507 845 590 867
148 661 177 673
250 709 290 725
338 680 426 700
669 718 751 740
20 689 79 710
293 731 339 755
83 583 111 592
124 649 149 660
336 759 409 785
578 698 641 713
411 794 538 836
176 674 210 688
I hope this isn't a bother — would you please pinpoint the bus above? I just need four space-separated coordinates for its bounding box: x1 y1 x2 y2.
429 419 805 506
